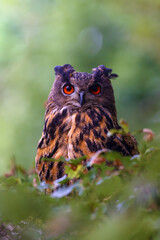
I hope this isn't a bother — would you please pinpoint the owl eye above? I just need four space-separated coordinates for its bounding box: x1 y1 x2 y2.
89 84 101 95
63 84 74 95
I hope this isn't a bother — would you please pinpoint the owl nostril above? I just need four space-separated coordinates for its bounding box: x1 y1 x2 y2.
79 91 85 107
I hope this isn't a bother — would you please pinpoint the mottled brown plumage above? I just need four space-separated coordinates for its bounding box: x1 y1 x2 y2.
35 64 138 184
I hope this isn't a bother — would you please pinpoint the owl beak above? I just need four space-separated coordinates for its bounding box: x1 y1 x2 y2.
79 91 85 107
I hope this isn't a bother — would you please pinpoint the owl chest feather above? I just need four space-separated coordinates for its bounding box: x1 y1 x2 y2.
67 107 116 159
45 107 113 159
36 106 138 183
36 106 118 162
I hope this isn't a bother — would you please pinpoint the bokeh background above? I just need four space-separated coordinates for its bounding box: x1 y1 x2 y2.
0 0 160 174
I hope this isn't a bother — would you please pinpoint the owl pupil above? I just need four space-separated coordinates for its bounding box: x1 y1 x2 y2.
66 85 71 91
92 85 98 91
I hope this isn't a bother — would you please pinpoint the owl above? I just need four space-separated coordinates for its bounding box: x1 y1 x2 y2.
35 64 138 184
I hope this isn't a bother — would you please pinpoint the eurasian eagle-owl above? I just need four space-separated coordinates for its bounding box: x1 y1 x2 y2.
35 64 138 184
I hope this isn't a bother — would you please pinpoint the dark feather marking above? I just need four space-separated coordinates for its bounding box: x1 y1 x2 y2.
93 129 100 138
83 126 88 135
75 114 81 127
88 123 93 130
115 145 126 154
43 117 49 140
47 141 59 158
44 117 49 133
62 108 67 118
105 139 114 151
92 119 99 127
79 149 84 156
80 133 83 141
37 137 44 149
76 137 79 146
104 128 108 134
48 112 64 139
86 137 102 152
46 138 50 145
51 113 61 125
45 168 50 180
57 162 64 179
73 143 80 153
45 131 49 141
42 164 45 172
45 108 50 116
94 109 103 122
97 113 103 122
86 139 94 152
49 162 54 170
104 114 114 129
100 135 105 141
88 109 102 128
93 141 101 152
49 113 63 129
48 126 56 139
73 153 77 158
39 173 43 181
72 142 84 156
82 116 85 123
99 109 114 129
117 125 121 129
39 170 42 177
87 109 95 120
59 123 67 133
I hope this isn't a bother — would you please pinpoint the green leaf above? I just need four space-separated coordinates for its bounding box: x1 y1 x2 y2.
65 164 84 179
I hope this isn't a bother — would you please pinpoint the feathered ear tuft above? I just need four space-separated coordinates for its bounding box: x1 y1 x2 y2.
54 64 75 76
92 65 118 80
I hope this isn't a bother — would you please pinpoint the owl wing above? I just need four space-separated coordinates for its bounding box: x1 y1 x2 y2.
35 108 70 184
68 108 138 159
97 108 138 155
105 132 139 156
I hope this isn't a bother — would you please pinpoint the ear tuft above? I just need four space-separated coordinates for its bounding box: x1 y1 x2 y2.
92 65 118 80
54 64 75 76
109 73 118 79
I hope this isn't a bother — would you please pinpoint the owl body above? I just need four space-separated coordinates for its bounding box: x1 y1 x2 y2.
35 64 138 184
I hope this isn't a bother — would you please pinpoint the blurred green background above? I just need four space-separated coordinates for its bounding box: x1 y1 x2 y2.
0 0 160 174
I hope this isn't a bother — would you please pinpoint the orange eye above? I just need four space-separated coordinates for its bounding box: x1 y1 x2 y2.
63 84 74 95
89 84 101 95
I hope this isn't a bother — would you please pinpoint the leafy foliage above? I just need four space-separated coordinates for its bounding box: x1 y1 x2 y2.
1 130 160 239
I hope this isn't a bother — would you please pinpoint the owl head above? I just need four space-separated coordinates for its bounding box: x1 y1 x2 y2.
46 64 118 118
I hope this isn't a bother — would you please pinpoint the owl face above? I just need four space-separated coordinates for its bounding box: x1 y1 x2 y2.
47 64 118 117
59 73 103 108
